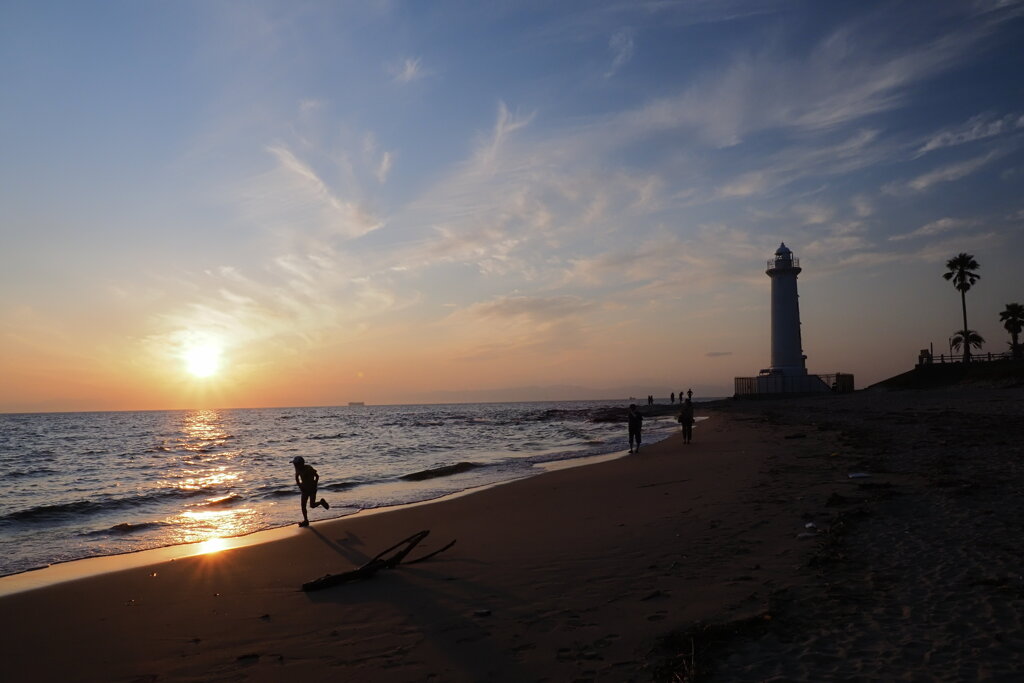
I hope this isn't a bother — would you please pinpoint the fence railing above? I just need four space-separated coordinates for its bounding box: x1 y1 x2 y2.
917 351 1016 365
734 372 854 397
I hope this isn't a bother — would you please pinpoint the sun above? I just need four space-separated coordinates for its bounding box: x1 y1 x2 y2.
183 343 223 378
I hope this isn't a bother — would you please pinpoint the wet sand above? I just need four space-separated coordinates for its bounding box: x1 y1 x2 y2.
2 386 1022 681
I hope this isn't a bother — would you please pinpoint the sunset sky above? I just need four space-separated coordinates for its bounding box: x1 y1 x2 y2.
2 0 1023 412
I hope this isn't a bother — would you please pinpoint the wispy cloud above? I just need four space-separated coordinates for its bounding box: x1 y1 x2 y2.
617 4 1014 147
424 224 528 276
259 145 383 239
526 0 792 50
851 194 874 217
447 295 596 362
828 224 1003 270
888 149 1003 193
375 151 393 183
803 225 870 261
461 295 594 322
916 112 1024 156
888 217 976 241
475 101 535 169
389 56 426 83
710 128 889 200
716 171 771 198
972 0 1024 17
560 226 765 295
604 27 635 78
363 132 394 183
909 230 1004 263
793 203 834 226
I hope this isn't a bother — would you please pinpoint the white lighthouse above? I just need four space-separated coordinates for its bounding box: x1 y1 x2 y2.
733 243 852 396
766 242 807 376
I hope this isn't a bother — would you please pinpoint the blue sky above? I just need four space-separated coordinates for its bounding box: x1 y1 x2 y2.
1 0 1023 411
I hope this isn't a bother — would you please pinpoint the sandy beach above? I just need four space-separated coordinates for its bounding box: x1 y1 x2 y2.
2 385 1023 682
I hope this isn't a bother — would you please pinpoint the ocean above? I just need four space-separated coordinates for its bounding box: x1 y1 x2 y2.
0 400 687 577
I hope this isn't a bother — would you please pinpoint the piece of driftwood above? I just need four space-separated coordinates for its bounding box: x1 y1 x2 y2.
301 530 456 592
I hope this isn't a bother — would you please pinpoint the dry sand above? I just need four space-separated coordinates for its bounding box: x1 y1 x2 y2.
2 386 1022 682
700 386 1024 681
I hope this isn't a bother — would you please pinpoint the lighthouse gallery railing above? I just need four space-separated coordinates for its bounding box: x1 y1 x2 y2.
766 257 800 270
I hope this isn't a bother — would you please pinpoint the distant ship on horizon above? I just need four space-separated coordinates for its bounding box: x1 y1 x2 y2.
348 401 365 407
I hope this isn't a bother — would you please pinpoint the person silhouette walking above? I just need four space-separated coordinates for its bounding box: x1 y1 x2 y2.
679 397 694 444
627 404 644 454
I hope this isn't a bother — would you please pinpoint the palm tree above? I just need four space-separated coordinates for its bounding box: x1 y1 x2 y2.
951 329 985 357
942 253 981 361
1000 302 1024 359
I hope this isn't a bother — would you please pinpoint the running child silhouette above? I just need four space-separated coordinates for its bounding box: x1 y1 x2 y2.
291 456 329 527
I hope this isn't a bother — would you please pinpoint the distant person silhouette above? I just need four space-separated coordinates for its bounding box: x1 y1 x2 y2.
627 404 644 453
686 388 693 400
648 395 654 406
670 392 675 404
679 397 694 444
292 456 329 527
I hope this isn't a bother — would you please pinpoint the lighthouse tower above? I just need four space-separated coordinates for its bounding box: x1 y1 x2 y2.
766 243 807 376
734 242 852 397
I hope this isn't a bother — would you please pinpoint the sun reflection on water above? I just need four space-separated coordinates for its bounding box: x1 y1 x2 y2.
169 467 240 492
162 506 263 552
158 409 236 455
185 409 225 439
150 408 265 551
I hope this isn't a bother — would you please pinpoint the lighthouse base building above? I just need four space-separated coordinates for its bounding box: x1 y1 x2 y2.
734 243 854 398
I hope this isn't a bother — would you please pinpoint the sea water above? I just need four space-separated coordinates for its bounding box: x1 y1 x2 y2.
0 400 686 576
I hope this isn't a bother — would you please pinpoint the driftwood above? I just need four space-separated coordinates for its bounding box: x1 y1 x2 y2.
301 530 456 592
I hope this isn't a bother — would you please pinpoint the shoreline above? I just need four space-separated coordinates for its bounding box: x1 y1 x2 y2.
0 406 691 588
0 443 648 596
0 400 686 579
